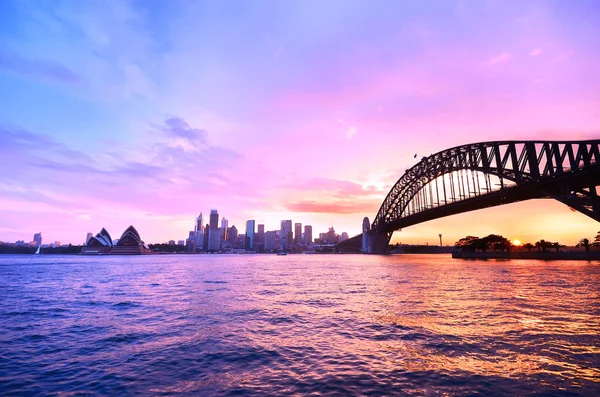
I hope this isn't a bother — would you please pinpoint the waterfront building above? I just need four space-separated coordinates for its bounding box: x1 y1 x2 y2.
169 240 176 246
362 217 371 253
82 226 149 255
33 232 42 247
228 225 238 244
280 220 292 248
221 218 229 241
257 224 265 244
326 227 338 244
294 223 302 244
304 225 313 245
340 232 349 242
319 232 327 243
178 240 185 246
86 232 93 244
208 210 220 251
203 223 209 250
246 220 255 250
195 213 204 250
265 231 279 251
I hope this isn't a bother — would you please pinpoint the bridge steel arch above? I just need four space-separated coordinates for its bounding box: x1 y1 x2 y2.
368 140 600 253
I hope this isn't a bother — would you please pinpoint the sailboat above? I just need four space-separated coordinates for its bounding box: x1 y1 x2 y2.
34 246 41 255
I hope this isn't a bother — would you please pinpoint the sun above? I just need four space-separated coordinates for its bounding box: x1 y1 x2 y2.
512 239 522 246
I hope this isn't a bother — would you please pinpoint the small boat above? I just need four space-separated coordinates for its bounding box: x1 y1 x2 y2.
277 251 287 256
34 246 41 255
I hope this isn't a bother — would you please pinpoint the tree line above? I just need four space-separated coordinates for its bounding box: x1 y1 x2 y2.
576 231 600 252
454 235 563 252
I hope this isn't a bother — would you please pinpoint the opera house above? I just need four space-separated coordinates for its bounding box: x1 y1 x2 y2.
81 225 151 255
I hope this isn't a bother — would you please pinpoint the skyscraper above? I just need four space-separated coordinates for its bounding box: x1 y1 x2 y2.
221 218 229 241
245 220 255 250
257 224 265 244
33 233 42 247
228 225 238 244
265 231 279 251
280 220 292 248
294 223 302 244
195 213 204 250
208 210 220 251
304 225 313 245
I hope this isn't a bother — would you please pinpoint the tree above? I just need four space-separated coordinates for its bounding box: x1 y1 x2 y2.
578 238 591 252
454 236 479 251
535 239 552 252
593 232 600 248
523 243 534 252
551 242 562 252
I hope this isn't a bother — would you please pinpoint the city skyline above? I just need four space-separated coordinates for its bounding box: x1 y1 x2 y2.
1 1 599 246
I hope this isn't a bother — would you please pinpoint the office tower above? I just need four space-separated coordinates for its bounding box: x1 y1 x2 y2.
304 225 313 245
245 220 255 250
203 224 209 250
326 227 338 244
294 223 302 244
228 225 238 244
265 231 279 251
280 220 292 248
340 232 349 242
196 213 203 232
208 210 220 251
86 232 93 244
257 224 265 244
195 213 204 249
221 218 229 241
33 232 42 247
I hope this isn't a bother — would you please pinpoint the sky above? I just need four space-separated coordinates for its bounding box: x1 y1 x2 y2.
0 0 599 246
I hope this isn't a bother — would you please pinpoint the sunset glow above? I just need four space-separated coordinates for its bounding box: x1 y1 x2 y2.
0 1 599 245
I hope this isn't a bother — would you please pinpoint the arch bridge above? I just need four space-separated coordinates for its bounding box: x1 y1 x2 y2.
363 140 600 253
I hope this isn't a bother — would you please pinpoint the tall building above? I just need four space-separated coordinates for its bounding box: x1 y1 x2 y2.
209 210 220 251
203 223 209 250
294 223 302 244
33 233 42 247
340 232 349 242
304 225 313 245
257 224 265 245
245 220 255 250
195 213 204 249
221 218 229 241
326 227 338 244
228 225 238 244
86 232 93 244
280 220 292 248
196 213 203 232
265 231 279 251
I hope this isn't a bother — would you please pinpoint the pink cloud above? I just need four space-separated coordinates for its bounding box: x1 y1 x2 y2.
486 52 513 65
529 48 542 57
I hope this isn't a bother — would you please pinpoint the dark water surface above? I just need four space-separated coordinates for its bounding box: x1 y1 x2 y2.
1 254 599 396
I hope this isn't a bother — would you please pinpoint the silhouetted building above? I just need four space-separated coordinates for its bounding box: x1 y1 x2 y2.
203 223 209 250
294 223 302 244
362 217 371 253
257 224 265 244
265 231 279 251
195 213 204 249
208 209 220 251
246 220 255 250
33 233 42 247
281 220 292 248
228 225 238 244
86 232 93 244
340 232 349 242
304 225 312 245
83 226 149 255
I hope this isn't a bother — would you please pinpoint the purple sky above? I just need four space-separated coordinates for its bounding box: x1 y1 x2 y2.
1 0 599 245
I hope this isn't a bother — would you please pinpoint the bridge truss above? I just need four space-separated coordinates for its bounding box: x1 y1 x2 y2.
368 140 600 253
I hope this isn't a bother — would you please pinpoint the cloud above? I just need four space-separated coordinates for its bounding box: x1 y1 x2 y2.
529 48 542 57
0 51 79 84
156 117 208 152
486 52 512 65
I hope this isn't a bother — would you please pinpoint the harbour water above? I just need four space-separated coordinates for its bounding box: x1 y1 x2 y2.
1 254 598 396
